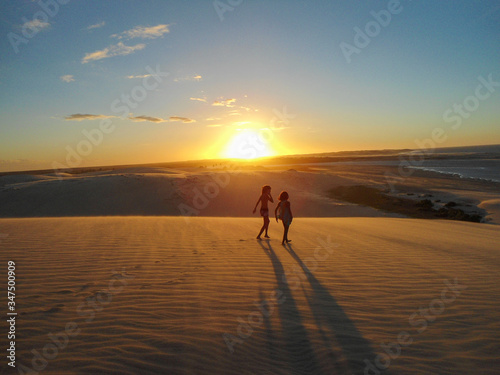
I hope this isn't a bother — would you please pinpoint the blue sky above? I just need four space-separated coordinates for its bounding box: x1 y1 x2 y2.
0 0 499 172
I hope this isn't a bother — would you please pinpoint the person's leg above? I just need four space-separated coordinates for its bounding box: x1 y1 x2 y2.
264 217 270 237
257 217 266 239
281 222 286 244
284 224 290 242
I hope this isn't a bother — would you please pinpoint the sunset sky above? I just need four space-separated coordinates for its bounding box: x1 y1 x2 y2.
0 0 499 172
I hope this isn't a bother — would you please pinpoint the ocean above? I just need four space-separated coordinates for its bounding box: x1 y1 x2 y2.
300 144 500 183
404 144 500 182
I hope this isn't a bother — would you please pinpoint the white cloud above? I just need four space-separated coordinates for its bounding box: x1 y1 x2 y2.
190 97 207 102
128 115 167 123
126 74 152 79
22 19 50 31
174 74 202 82
60 75 75 83
169 116 196 123
213 98 236 107
65 114 116 121
112 24 170 40
82 42 146 63
87 21 105 30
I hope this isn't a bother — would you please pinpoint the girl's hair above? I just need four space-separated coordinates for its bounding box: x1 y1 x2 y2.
278 191 289 201
262 185 271 194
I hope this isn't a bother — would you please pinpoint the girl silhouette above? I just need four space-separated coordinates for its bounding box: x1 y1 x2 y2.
253 185 274 239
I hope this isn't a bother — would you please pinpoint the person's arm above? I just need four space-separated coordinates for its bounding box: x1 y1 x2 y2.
252 196 262 214
274 203 279 222
288 202 293 218
268 193 274 203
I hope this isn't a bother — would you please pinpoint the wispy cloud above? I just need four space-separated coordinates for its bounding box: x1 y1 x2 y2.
87 21 105 30
126 73 152 79
169 116 196 123
129 115 167 123
213 98 236 107
60 75 75 83
190 97 207 102
174 74 202 82
112 24 170 39
65 114 116 121
82 42 146 63
22 19 50 31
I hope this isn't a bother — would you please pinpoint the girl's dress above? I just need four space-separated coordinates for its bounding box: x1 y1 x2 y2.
278 200 292 226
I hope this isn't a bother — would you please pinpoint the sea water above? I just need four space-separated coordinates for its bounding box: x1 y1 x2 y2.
296 144 500 183
407 144 500 182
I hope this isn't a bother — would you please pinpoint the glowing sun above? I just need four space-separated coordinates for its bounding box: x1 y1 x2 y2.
224 129 274 159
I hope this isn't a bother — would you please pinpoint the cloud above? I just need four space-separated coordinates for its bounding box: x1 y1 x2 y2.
112 24 170 39
82 42 146 63
65 114 116 121
174 74 202 82
87 21 105 30
213 98 236 107
22 19 50 31
169 116 196 123
128 115 167 123
126 74 152 79
60 75 75 83
190 97 207 102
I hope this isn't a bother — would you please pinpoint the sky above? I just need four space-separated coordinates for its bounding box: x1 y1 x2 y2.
0 0 499 172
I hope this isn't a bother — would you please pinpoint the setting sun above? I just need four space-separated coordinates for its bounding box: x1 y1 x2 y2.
224 129 275 159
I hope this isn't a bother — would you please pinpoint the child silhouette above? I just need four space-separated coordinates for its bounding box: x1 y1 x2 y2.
253 185 274 239
275 191 293 245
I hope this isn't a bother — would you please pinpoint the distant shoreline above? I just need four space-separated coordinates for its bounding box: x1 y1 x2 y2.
1 143 498 176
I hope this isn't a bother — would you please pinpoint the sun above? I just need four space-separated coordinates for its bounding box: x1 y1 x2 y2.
224 129 275 159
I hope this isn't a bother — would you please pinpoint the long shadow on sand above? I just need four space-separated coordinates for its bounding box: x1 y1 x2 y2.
284 243 388 375
257 240 322 375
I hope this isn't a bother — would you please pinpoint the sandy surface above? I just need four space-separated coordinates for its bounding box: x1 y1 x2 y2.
0 167 392 219
1 217 499 375
1 165 499 224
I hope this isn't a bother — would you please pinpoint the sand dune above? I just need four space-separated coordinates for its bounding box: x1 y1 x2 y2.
1 217 498 374
0 168 388 219
479 199 500 224
2 165 499 225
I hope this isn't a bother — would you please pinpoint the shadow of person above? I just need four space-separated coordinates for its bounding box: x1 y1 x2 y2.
284 243 388 375
257 240 322 375
258 287 276 365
